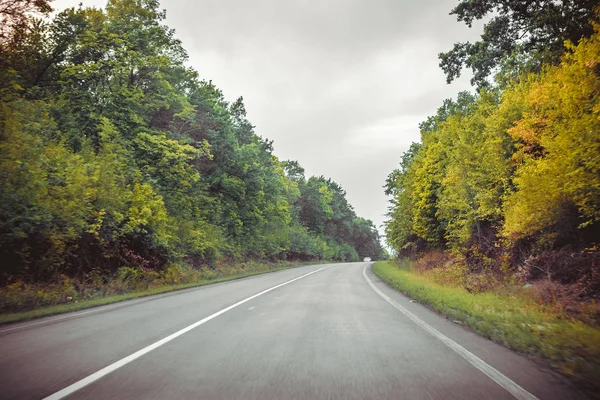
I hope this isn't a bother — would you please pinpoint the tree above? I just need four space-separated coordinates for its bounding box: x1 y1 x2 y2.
436 90 514 249
282 160 305 183
0 0 52 46
297 177 333 235
503 29 600 245
349 217 384 260
439 0 598 87
0 0 379 282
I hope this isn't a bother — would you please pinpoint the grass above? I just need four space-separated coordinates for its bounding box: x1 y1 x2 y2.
0 260 332 325
372 260 600 390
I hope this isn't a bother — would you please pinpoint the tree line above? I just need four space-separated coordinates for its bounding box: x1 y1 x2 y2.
386 0 599 292
0 0 384 284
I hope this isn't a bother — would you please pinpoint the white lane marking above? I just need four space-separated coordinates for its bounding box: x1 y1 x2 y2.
1 265 323 335
43 266 331 400
362 265 538 400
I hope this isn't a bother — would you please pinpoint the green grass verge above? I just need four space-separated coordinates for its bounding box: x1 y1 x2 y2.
0 261 332 325
372 260 600 389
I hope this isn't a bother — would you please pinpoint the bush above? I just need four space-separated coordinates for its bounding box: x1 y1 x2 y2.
522 249 600 291
530 279 600 326
163 263 202 285
413 251 454 272
0 276 78 313
0 259 308 315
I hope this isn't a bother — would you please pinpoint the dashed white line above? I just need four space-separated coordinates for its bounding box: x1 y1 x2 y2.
43 265 331 400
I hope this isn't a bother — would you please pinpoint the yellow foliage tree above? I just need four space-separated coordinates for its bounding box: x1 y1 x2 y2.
503 26 600 241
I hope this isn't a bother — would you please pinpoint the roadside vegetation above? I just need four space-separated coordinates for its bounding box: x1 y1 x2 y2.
0 260 329 324
0 0 386 316
384 0 600 390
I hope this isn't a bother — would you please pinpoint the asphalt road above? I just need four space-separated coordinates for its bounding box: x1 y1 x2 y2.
0 262 585 399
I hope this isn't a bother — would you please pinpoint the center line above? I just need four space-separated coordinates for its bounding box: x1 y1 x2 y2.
44 265 331 400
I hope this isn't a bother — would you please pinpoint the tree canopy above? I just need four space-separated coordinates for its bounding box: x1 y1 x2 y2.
387 22 600 285
439 0 598 87
0 0 384 283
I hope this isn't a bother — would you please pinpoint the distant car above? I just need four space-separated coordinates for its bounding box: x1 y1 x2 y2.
363 257 371 262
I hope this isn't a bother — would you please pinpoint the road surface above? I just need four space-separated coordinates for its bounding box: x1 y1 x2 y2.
0 262 584 399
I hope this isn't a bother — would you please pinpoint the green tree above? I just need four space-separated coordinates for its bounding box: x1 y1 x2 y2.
439 0 598 87
297 177 333 235
0 0 380 283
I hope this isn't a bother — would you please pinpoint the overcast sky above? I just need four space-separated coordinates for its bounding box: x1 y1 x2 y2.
54 0 482 243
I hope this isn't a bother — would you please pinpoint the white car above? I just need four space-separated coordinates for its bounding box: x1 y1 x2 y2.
363 257 371 262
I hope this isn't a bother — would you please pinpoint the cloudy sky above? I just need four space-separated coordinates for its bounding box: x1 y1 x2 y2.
54 0 482 243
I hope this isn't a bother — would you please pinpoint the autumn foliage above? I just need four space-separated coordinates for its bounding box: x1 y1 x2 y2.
385 24 600 322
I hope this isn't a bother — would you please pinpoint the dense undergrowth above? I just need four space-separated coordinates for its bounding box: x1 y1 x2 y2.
0 259 326 323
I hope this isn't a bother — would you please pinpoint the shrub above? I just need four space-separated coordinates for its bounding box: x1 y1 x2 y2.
0 276 78 313
413 251 454 272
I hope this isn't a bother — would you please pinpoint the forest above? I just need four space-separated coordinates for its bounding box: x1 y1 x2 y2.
385 0 600 322
0 0 384 301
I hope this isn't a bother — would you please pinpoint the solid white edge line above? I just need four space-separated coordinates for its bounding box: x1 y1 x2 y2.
362 264 538 400
43 265 332 400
